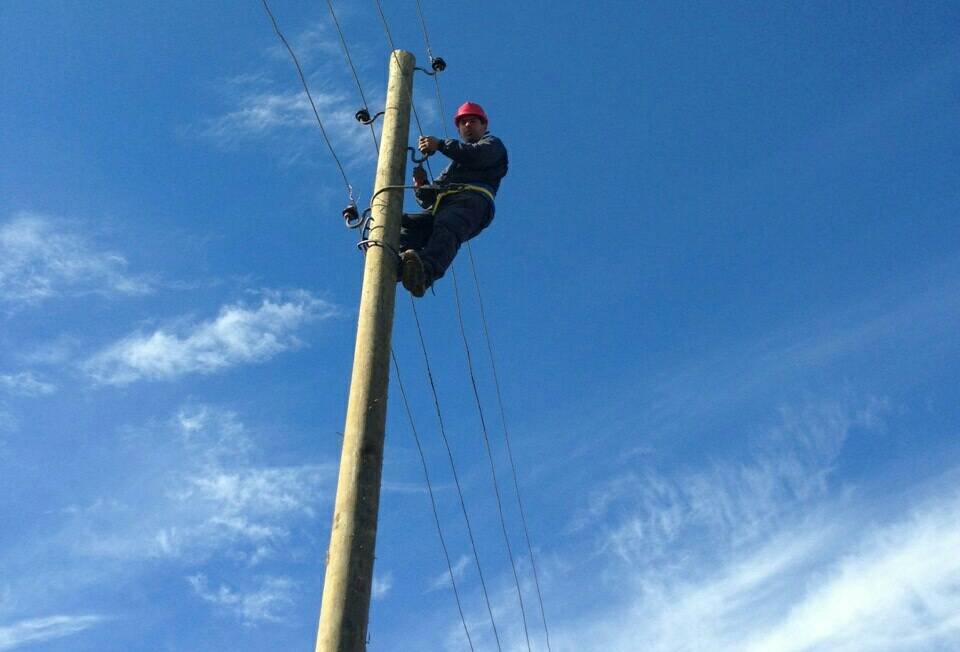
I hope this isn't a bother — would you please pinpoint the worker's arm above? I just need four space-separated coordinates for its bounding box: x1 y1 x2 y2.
437 134 506 168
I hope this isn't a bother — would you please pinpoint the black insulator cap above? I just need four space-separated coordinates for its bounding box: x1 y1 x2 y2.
355 108 371 124
431 57 447 72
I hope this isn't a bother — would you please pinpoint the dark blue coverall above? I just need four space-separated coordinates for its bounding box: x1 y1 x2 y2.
399 132 508 288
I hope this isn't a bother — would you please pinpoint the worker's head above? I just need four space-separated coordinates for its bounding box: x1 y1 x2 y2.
454 101 488 143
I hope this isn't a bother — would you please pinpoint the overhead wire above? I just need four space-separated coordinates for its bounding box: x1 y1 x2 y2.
269 0 544 646
327 10 476 643
371 0 435 181
413 0 450 142
412 1 552 648
449 270 533 652
467 248 553 652
325 0 380 153
260 0 354 199
391 349 475 651
264 1 481 643
410 297 504 651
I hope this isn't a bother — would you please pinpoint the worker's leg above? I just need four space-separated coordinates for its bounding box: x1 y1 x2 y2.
399 211 434 252
419 194 493 285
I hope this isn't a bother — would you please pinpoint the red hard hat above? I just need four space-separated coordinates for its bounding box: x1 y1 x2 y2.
454 101 488 126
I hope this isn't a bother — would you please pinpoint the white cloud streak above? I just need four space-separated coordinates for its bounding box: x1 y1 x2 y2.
198 21 382 168
73 406 332 564
0 213 152 305
0 614 107 651
545 401 960 652
85 290 338 385
0 372 56 397
187 574 296 626
743 495 960 652
429 555 470 593
372 572 393 601
553 489 960 652
575 400 885 562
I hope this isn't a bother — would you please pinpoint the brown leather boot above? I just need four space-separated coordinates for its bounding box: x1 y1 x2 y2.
401 250 427 298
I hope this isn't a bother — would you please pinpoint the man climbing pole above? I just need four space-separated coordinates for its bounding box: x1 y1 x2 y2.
398 101 508 297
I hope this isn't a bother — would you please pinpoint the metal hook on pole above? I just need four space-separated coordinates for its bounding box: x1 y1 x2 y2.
407 147 428 164
355 107 386 125
414 57 446 76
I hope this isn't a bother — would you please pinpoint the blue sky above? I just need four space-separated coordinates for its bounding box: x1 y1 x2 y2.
2 1 959 650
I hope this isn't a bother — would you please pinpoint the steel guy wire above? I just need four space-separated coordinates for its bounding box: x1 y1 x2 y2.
409 295 503 651
260 0 354 200
466 246 553 652
450 268 533 652
391 348 475 651
325 0 380 153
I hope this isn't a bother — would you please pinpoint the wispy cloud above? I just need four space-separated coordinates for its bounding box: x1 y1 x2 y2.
428 555 470 592
0 213 152 306
372 572 393 601
0 372 56 397
744 493 960 652
0 614 108 651
544 400 960 652
0 406 332 631
573 400 884 555
71 406 332 564
552 487 960 652
197 20 382 168
84 290 338 385
187 574 296 626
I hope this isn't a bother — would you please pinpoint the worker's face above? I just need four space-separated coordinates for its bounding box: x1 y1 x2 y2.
457 115 486 143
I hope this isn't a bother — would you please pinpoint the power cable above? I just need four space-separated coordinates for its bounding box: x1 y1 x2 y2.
466 247 553 651
450 269 533 652
412 0 450 143
371 0 436 181
260 0 354 200
410 296 503 651
413 0 437 60
325 0 380 153
391 349 475 651
410 2 551 648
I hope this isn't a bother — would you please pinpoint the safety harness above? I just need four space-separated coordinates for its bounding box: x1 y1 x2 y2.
430 183 496 215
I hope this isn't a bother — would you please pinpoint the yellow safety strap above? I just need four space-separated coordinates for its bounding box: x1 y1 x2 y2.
431 184 495 215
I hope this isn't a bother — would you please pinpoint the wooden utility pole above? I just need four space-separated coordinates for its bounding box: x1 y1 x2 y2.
315 50 414 652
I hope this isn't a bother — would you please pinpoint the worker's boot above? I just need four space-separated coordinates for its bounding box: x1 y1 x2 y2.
401 250 427 298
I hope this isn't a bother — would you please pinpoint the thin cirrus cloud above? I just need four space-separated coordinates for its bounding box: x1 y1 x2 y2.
0 406 334 630
68 405 333 563
186 574 297 626
555 486 960 652
0 372 57 397
84 290 339 385
0 213 153 305
201 78 379 167
198 20 384 166
0 614 108 651
543 400 960 652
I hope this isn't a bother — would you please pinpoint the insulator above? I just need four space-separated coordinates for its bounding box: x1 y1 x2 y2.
431 56 446 72
355 108 371 124
342 204 360 227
